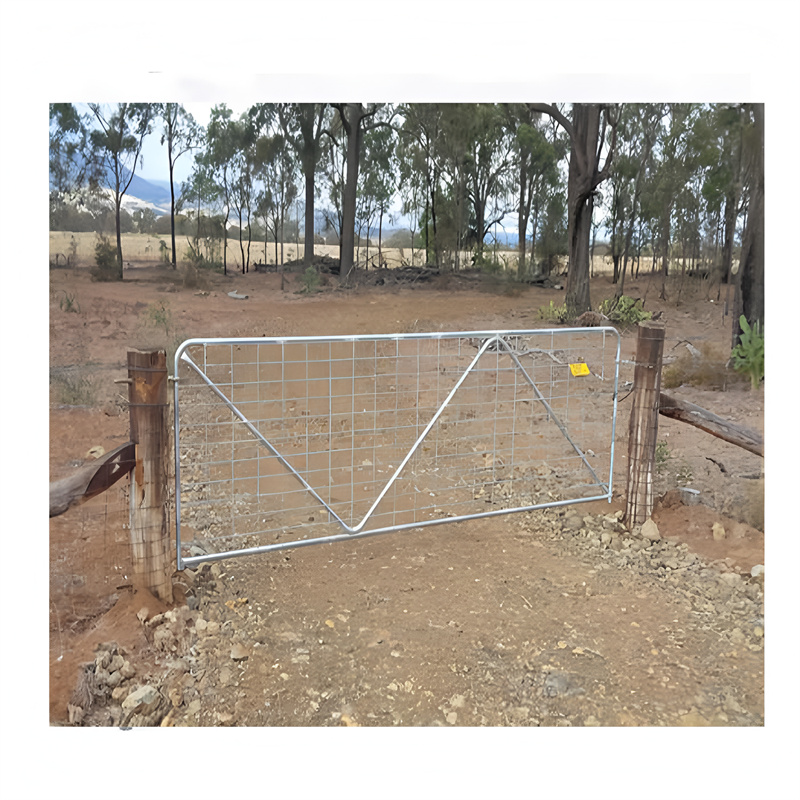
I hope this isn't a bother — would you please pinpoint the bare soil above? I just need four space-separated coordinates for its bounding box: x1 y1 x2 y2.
48 261 765 734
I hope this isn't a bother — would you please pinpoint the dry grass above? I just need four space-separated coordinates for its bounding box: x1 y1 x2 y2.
662 342 746 390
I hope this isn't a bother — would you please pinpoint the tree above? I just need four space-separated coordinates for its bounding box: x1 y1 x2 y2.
608 104 664 296
331 103 397 281
252 124 299 288
277 103 331 266
504 105 566 277
641 104 701 299
132 207 157 235
357 122 397 267
457 104 514 264
529 103 618 316
196 105 237 274
49 103 93 229
398 104 444 266
87 103 154 277
159 103 202 267
732 103 764 347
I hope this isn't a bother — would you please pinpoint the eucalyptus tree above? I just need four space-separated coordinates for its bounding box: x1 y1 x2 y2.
330 103 398 281
255 133 299 286
319 118 346 244
276 103 331 265
184 159 224 264
398 104 444 266
227 114 259 273
528 103 619 316
357 122 397 267
608 104 665 296
87 103 155 277
195 104 237 274
691 104 748 286
433 104 475 268
49 103 93 228
643 103 701 299
503 104 566 276
158 103 202 267
396 130 427 266
458 103 515 263
731 103 763 346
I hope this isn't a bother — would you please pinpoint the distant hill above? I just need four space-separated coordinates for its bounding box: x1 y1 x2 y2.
51 152 177 216
123 173 174 210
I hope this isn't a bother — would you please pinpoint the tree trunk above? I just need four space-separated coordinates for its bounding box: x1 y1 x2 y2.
517 166 527 277
303 165 315 265
378 205 384 267
732 103 764 348
168 138 177 268
115 197 124 280
659 216 670 300
339 104 363 282
565 103 604 317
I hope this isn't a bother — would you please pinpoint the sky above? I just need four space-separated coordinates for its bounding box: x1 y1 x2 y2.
136 102 243 185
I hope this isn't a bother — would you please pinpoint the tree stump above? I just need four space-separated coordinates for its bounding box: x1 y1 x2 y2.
624 322 666 526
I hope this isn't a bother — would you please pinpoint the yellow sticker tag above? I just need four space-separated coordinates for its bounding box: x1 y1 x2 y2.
570 362 591 377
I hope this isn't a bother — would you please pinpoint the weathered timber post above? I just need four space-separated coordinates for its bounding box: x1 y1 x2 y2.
128 350 173 602
624 321 666 526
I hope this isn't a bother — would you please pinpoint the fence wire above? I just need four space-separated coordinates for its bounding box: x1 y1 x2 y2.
49 483 134 662
174 329 620 567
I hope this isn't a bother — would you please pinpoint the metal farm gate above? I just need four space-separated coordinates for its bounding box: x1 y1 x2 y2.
173 329 621 569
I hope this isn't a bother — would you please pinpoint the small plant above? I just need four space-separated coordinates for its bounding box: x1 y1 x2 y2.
299 265 321 294
730 315 764 390
655 440 670 471
537 300 570 323
91 235 120 281
58 290 80 313
140 300 185 364
675 463 694 486
145 300 174 337
599 295 652 326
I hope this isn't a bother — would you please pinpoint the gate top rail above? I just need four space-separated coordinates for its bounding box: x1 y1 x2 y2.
174 326 621 369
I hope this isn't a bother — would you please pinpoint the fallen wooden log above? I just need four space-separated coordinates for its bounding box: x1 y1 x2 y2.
49 441 136 517
658 392 763 457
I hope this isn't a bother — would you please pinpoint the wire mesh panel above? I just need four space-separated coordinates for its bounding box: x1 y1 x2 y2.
174 329 620 568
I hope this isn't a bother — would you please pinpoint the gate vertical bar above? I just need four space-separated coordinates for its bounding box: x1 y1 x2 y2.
128 350 173 602
624 322 666 526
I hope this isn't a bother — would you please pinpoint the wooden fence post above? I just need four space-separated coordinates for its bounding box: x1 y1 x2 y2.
624 321 666 526
128 350 173 603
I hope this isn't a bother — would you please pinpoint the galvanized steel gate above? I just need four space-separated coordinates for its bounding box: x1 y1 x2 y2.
174 329 621 569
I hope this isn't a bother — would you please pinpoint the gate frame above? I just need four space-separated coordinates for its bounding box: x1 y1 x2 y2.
173 328 621 569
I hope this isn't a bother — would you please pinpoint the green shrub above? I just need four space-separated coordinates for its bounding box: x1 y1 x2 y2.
58 290 80 313
599 295 652 326
537 300 569 323
91 235 120 281
730 315 764 390
299 266 321 294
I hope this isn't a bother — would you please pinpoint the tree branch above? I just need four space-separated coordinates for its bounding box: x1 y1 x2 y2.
527 102 574 140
